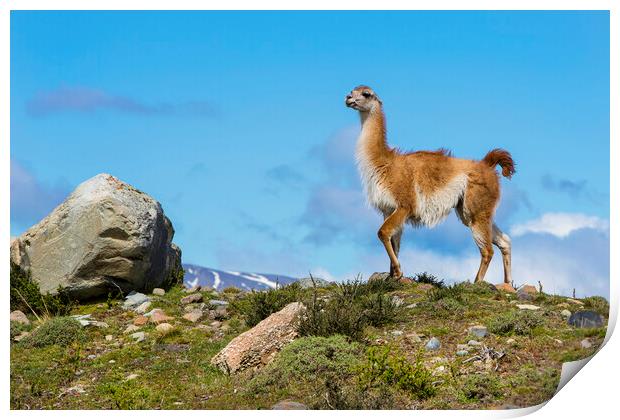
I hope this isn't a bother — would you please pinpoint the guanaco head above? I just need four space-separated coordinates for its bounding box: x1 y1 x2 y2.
345 85 382 112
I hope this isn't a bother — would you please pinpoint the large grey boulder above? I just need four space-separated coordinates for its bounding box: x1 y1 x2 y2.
10 174 181 300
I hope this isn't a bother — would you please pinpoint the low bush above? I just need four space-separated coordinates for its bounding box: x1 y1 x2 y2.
427 283 467 303
10 263 74 317
298 280 400 340
10 321 32 340
229 282 303 327
414 272 445 288
21 317 83 348
459 373 503 403
357 345 436 400
582 296 609 317
488 310 544 336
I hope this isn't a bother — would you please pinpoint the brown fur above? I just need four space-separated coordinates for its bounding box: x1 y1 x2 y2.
345 86 514 284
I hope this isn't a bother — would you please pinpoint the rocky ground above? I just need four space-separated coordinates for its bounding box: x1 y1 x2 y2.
10 276 608 410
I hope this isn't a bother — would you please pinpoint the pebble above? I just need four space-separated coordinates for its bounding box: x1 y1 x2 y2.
468 325 488 338
10 310 30 325
456 350 469 357
131 332 146 342
468 340 482 347
156 323 174 334
405 333 422 343
181 293 203 305
150 310 174 324
152 288 166 296
123 292 150 309
581 338 593 349
125 373 139 381
209 299 229 306
506 338 516 345
105 335 114 341
425 337 441 351
133 315 149 326
185 285 201 294
134 301 152 314
183 310 203 323
561 309 572 319
124 325 141 334
391 330 403 336
516 304 540 311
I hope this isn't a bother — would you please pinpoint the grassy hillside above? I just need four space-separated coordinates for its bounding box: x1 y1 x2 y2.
10 275 608 410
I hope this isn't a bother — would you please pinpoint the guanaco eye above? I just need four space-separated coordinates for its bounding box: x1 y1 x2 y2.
362 91 372 98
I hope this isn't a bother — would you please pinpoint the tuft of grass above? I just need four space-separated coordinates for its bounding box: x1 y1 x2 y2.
357 346 436 400
10 320 32 340
414 272 445 288
488 310 545 336
229 282 303 327
10 262 74 318
20 316 83 348
427 283 467 303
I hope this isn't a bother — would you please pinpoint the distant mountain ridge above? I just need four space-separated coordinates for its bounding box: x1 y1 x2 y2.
182 263 298 291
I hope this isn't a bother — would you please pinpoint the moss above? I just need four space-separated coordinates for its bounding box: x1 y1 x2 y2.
20 316 83 348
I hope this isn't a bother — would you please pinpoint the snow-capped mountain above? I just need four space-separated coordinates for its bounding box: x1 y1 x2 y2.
182 263 298 291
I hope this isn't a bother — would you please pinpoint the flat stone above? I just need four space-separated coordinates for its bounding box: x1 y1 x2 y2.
468 340 482 347
10 310 30 325
209 299 229 306
211 302 305 374
131 331 146 342
568 311 604 328
152 288 166 296
123 292 150 309
124 325 140 334
425 337 441 351
271 400 308 410
516 304 540 311
14 331 30 342
581 338 593 349
156 323 174 334
495 283 516 293
134 301 151 314
125 373 139 381
183 310 203 323
181 293 203 305
468 325 488 338
456 350 469 357
149 309 174 324
133 315 149 326
566 298 585 306
391 330 403 336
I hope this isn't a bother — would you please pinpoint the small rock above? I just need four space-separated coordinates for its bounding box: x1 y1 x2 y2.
131 332 146 342
457 344 471 351
405 332 423 343
125 373 139 381
133 315 149 326
405 303 417 309
123 292 150 309
518 285 538 295
506 338 516 345
566 298 585 306
124 325 141 334
150 309 174 324
568 311 604 328
210 320 222 328
456 350 469 357
134 301 152 314
495 283 516 293
90 321 109 328
468 340 482 347
152 288 166 296
391 330 403 336
87 354 97 360
581 338 593 349
105 335 114 341
561 309 572 319
517 290 535 302
468 325 488 338
183 310 203 323
425 337 441 351
65 385 86 395
181 293 203 305
554 339 563 345
209 299 229 306
271 400 308 410
516 304 540 311
10 310 30 325
14 331 30 342
185 285 201 294
156 323 174 334
108 360 116 364
391 296 405 307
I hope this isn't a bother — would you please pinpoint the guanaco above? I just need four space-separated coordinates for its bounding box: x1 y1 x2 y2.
345 85 515 284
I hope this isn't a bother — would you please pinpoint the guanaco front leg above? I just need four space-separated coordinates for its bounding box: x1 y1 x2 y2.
378 208 409 278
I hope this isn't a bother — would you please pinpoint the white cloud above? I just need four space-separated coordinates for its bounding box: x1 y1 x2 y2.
510 212 609 238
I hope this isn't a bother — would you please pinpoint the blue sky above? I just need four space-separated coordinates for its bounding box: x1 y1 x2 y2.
10 11 609 297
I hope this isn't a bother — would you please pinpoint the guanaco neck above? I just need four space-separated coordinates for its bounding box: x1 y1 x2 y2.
356 105 393 166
